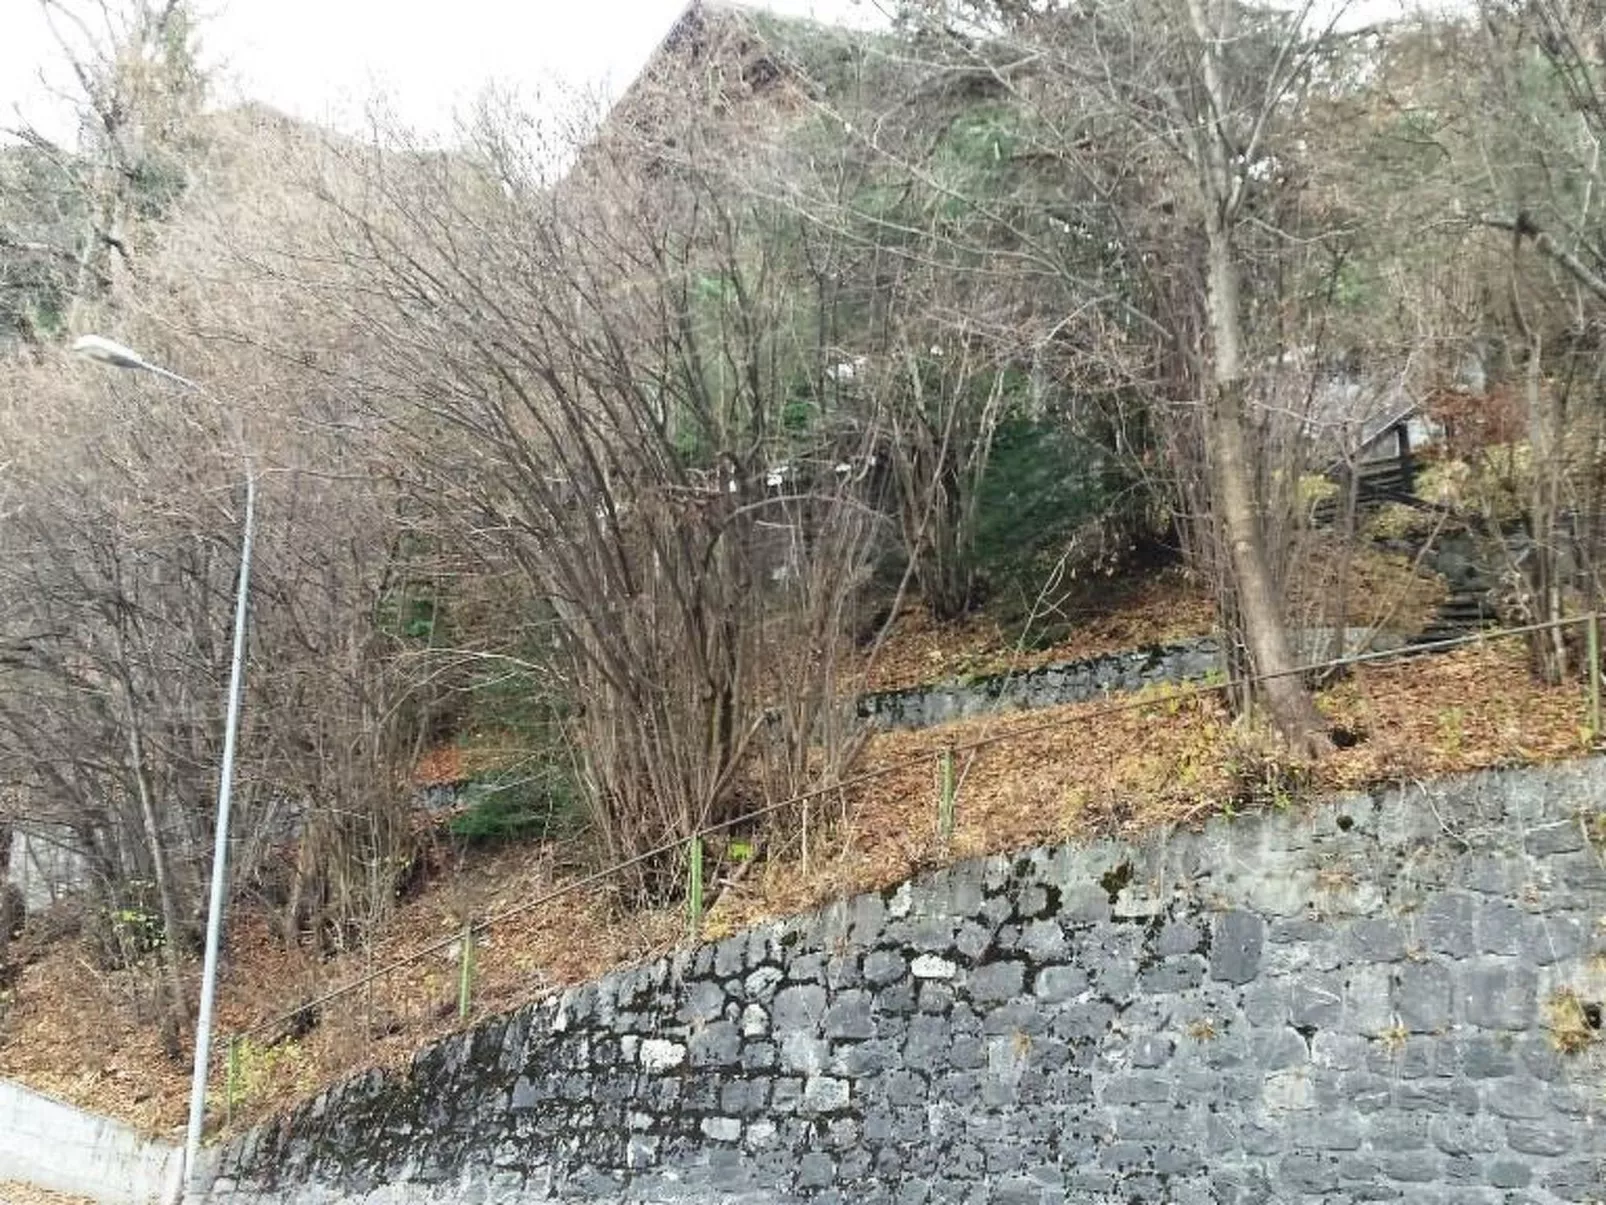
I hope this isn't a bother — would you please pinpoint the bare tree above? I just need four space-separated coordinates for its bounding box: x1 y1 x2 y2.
1470 0 1606 680
1 0 203 341
1362 0 1606 680
1179 0 1335 751
0 106 430 1046
309 70 889 898
854 0 1341 748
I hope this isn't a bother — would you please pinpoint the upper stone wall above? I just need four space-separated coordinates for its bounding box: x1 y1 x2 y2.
207 760 1606 1204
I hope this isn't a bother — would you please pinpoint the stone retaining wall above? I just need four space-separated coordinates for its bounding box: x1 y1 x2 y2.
855 639 1222 730
208 760 1606 1204
856 629 1400 731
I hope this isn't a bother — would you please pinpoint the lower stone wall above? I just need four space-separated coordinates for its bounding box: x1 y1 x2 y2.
208 761 1606 1204
855 629 1402 731
855 639 1223 730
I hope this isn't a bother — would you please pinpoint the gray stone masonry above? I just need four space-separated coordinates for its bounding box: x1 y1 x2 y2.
855 638 1224 730
856 629 1401 731
206 760 1606 1204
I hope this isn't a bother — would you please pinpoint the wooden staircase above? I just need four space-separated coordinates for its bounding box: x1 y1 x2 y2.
1308 414 1502 646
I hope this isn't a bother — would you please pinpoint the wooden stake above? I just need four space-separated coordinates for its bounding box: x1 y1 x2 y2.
225 1035 241 1127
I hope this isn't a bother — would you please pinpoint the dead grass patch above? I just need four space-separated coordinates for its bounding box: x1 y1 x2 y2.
0 1184 96 1205
1544 987 1602 1054
863 545 1443 695
862 568 1217 693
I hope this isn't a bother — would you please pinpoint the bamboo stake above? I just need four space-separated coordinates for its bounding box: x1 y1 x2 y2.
687 835 704 940
457 922 475 1024
1589 613 1601 742
938 745 956 843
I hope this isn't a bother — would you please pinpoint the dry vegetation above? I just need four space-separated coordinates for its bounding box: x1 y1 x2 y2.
0 628 1589 1139
861 569 1218 692
862 543 1444 693
0 1185 94 1205
717 640 1588 933
8 0 1606 1175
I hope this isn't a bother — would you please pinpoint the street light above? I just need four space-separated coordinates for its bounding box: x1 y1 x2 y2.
71 334 254 1204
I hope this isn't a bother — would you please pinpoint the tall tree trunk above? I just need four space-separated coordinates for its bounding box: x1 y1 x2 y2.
1202 213 1332 755
113 627 190 1058
0 821 14 970
1187 0 1331 757
1525 333 1568 682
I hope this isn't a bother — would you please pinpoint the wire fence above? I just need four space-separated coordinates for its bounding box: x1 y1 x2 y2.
214 610 1606 1123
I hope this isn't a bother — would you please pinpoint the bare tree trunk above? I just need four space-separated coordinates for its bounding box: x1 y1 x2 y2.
1202 214 1332 754
1525 332 1568 681
1189 0 1331 755
0 820 14 970
112 625 189 1056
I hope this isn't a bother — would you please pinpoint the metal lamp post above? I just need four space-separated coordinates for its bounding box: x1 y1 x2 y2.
71 334 254 1204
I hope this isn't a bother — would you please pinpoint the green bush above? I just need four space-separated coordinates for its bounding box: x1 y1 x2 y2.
446 774 580 846
972 415 1158 618
107 879 166 957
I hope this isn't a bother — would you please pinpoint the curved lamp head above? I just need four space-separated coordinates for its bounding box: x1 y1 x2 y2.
72 334 196 391
71 334 153 371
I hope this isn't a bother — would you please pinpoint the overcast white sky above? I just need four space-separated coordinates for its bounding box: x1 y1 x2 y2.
0 0 888 145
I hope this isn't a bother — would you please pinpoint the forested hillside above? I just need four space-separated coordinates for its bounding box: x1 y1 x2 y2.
3 0 1606 1133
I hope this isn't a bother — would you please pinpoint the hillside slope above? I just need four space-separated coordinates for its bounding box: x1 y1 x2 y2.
0 621 1590 1138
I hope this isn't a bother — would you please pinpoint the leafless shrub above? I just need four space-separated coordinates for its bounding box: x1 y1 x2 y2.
305 74 891 900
